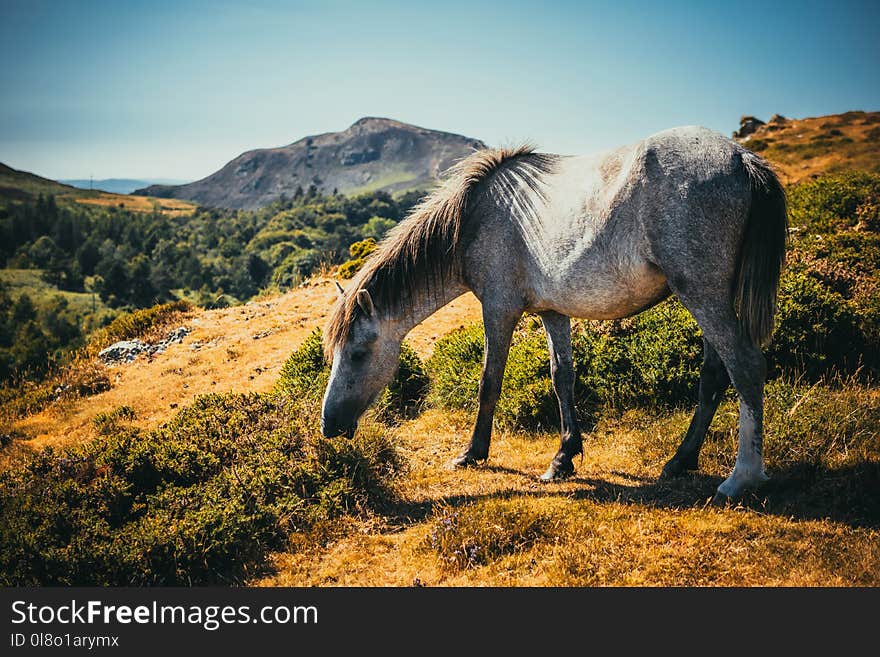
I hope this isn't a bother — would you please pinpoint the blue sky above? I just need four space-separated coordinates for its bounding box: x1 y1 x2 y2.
1 0 878 180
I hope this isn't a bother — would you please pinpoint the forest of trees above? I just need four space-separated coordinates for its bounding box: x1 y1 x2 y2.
0 188 424 382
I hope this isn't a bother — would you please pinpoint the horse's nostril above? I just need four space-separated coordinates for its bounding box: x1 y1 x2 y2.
321 416 352 438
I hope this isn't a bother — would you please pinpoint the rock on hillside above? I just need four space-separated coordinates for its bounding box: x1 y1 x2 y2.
136 118 485 210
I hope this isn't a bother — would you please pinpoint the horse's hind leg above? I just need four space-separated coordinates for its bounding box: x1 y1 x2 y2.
539 311 583 481
451 307 520 468
677 303 769 500
661 338 729 477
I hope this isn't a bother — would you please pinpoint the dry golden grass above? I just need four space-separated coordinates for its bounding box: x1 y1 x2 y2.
258 409 879 587
74 192 195 216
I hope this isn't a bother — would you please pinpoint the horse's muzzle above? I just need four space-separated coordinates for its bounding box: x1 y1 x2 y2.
320 416 357 439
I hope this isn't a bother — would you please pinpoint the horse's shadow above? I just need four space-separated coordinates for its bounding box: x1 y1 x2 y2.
388 461 880 530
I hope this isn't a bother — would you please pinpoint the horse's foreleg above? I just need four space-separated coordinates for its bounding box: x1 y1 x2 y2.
539 311 583 481
451 309 520 468
661 338 729 477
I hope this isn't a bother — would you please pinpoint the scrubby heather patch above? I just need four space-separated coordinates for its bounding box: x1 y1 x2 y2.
425 321 558 430
769 272 871 378
275 329 329 404
0 393 400 585
786 172 880 233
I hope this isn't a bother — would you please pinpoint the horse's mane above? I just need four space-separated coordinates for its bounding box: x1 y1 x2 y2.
323 144 555 359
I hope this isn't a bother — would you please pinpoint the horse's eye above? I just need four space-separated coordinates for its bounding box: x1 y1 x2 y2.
350 350 367 363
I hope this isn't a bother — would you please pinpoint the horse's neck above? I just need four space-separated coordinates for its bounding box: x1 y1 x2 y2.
384 278 469 342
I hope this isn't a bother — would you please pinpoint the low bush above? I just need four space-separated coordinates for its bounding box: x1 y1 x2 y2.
576 300 703 409
336 238 377 279
275 329 329 404
426 321 558 430
0 393 400 585
92 405 137 435
787 172 880 233
769 271 873 378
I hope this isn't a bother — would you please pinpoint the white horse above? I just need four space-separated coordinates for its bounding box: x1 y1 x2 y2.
320 127 787 501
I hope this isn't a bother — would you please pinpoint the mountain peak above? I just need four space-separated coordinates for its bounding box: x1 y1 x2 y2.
349 116 400 128
137 119 486 210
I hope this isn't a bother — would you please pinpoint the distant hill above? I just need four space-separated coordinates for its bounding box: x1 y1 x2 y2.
733 110 880 183
0 162 80 200
60 178 189 195
135 117 486 210
0 162 195 216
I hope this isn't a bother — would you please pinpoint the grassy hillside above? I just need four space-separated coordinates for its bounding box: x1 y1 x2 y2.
0 163 80 200
736 111 880 183
0 162 194 216
0 269 111 317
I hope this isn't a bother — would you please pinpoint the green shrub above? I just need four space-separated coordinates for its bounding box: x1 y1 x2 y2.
92 405 137 435
425 323 484 414
274 328 429 421
787 172 880 233
382 342 431 420
578 300 703 409
0 392 400 585
495 327 558 430
275 329 328 404
769 271 872 378
337 238 377 279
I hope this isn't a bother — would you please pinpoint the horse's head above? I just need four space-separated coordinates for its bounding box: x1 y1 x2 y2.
321 288 401 438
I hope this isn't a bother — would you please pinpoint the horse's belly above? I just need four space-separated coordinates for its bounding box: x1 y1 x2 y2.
531 259 670 320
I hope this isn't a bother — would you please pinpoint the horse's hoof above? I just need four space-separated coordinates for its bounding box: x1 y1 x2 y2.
716 470 769 500
539 459 575 482
449 451 487 469
710 491 732 507
660 455 698 479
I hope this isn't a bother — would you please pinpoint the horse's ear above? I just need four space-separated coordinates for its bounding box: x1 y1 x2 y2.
334 280 345 298
356 289 374 318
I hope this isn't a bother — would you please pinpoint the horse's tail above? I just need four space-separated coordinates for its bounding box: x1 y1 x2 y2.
735 150 788 347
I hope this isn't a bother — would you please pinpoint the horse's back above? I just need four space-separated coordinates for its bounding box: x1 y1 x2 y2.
487 127 752 319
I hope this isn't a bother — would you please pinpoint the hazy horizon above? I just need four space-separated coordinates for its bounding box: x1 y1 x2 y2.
2 0 878 181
